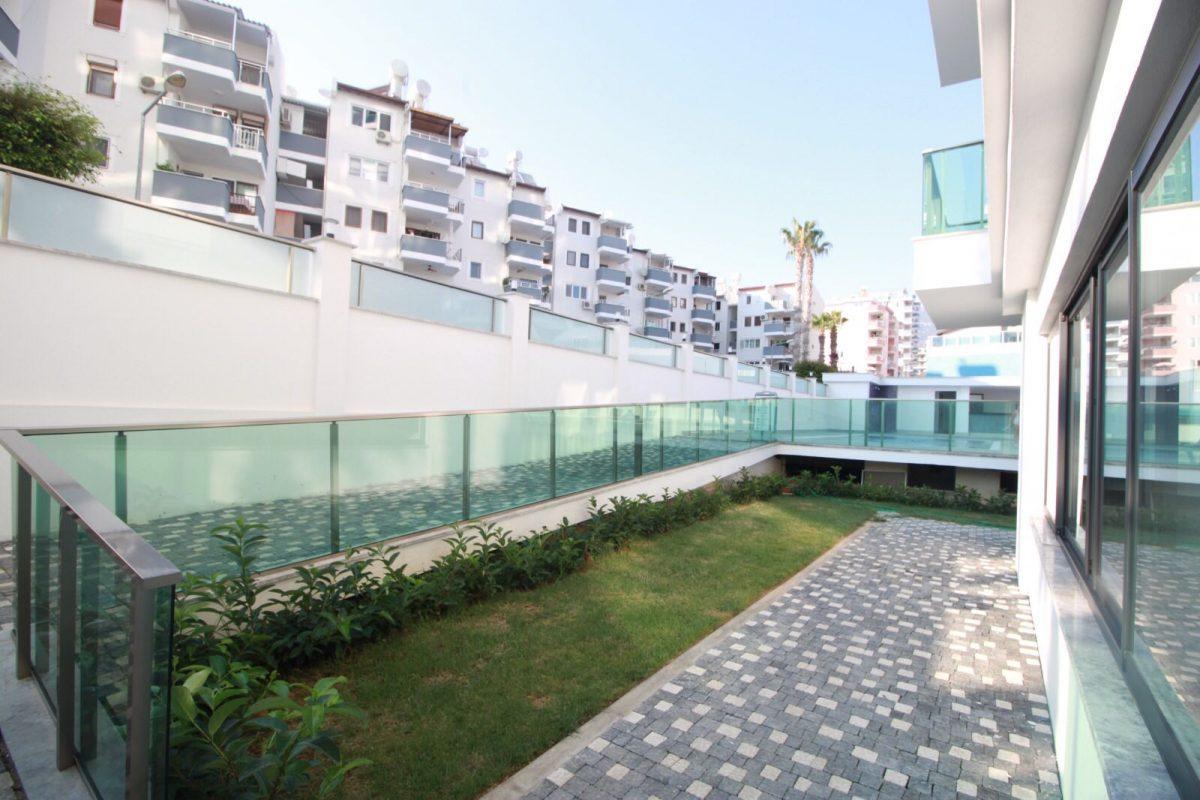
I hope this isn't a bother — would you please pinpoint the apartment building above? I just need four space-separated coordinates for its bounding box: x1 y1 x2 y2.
6 0 285 231
923 325 1022 379
724 281 824 371
862 288 934 376
825 292 900 376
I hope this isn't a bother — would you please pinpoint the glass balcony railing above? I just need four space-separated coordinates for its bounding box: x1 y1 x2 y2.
921 141 987 236
351 262 507 333
529 307 612 355
629 334 679 369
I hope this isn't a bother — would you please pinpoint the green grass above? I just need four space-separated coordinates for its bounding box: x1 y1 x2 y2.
313 495 1011 800
790 495 1017 528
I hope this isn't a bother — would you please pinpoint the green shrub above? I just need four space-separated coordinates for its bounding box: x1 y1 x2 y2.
0 81 107 181
785 468 1016 515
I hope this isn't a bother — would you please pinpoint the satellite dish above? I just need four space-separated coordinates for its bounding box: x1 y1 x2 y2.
317 87 332 99
416 79 431 97
390 59 409 82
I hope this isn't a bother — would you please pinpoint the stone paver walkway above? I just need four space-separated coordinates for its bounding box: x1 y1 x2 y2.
522 516 1060 800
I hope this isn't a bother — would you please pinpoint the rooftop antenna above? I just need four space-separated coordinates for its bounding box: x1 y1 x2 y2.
414 78 431 109
389 59 409 99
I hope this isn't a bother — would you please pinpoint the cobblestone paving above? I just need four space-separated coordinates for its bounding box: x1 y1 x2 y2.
524 516 1061 800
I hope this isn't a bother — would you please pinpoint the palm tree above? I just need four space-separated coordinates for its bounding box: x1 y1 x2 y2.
781 219 832 361
826 310 848 371
811 312 834 365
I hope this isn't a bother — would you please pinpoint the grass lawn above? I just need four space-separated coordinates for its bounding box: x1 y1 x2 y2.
795 495 1017 528
315 495 1012 800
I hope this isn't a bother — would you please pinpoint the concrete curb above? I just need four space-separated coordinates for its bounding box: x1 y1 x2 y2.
480 515 881 800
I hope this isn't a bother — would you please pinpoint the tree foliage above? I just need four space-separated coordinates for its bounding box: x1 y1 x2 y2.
0 80 107 182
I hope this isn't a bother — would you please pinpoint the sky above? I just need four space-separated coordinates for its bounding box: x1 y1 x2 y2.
236 0 983 301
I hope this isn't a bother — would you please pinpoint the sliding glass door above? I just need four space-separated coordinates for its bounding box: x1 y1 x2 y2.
1064 287 1093 559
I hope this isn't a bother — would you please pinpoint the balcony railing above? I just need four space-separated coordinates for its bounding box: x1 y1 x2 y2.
278 130 326 158
692 283 717 299
594 301 629 320
150 169 229 212
596 266 629 287
645 267 672 286
691 332 714 347
691 307 716 323
921 141 987 236
764 322 792 336
644 296 671 315
763 345 792 359
506 238 545 264
508 199 546 221
353 262 506 334
275 182 324 210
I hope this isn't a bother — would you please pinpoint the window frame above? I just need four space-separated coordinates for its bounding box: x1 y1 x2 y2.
370 210 387 233
470 221 484 240
344 205 362 228
86 62 117 98
92 0 123 29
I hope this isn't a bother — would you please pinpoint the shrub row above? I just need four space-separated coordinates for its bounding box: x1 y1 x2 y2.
785 467 1017 516
169 469 785 798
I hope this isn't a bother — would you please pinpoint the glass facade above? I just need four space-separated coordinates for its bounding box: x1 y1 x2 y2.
921 141 987 236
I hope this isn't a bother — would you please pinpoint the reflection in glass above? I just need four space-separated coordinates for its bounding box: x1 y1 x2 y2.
1066 290 1092 556
1100 250 1130 608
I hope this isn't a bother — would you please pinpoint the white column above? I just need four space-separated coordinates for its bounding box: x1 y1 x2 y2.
507 295 533 407
611 323 630 403
1016 291 1051 569
310 237 356 415
681 343 696 399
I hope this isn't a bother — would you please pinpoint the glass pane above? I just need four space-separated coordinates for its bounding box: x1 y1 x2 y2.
555 407 614 496
641 405 664 475
355 264 503 333
74 531 132 799
629 335 677 368
692 352 725 377
529 308 609 354
31 482 61 708
662 403 696 469
749 399 775 444
6 172 310 294
149 584 172 799
921 141 987 235
770 371 788 390
1065 291 1091 556
616 406 638 481
338 416 465 548
696 402 727 460
737 364 759 384
1134 120 1200 769
1100 250 1130 608
776 398 794 442
880 399 946 451
470 411 551 516
955 401 1019 456
793 399 855 446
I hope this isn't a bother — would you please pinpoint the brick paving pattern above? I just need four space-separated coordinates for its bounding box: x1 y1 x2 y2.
524 516 1061 799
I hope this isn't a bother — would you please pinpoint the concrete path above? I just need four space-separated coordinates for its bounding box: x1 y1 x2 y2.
508 515 1060 800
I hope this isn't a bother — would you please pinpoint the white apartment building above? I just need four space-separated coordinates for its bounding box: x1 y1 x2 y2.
826 292 901 376
864 288 934 376
726 281 825 371
6 0 285 231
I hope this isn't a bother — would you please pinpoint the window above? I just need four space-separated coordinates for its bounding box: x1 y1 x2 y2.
744 316 752 327
566 251 577 266
371 210 387 233
471 221 484 239
565 284 588 300
470 261 482 279
93 0 123 29
580 253 590 268
669 322 676 332
681 323 687 333
680 298 686 309
473 179 485 198
716 301 722 310
86 62 116 98
568 218 578 233
348 156 389 182
93 137 110 168
350 105 391 131
581 220 591 235
344 206 362 228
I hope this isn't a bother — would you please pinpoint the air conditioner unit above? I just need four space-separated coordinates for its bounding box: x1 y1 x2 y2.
637 284 645 291
138 75 159 93
375 129 392 144
582 301 592 309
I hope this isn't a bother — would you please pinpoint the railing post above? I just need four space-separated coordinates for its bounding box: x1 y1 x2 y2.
125 583 157 800
461 415 471 519
78 527 99 763
659 404 665 472
694 403 701 463
329 422 340 553
33 486 50 676
725 400 731 454
56 508 78 772
15 466 31 679
548 411 557 497
612 407 619 482
115 431 128 522
634 406 644 476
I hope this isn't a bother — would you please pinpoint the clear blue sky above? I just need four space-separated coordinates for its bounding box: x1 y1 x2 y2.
239 0 982 301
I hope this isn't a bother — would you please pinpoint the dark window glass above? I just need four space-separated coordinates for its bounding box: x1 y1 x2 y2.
93 0 123 28
371 210 387 232
87 66 116 98
344 206 362 228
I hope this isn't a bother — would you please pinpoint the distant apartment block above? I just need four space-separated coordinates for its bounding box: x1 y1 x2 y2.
722 281 826 372
826 292 901 376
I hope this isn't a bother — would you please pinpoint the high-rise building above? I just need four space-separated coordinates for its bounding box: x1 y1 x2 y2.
825 292 901 376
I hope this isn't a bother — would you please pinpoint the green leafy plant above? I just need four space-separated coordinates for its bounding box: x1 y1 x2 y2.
0 81 107 181
169 654 369 799
786 467 1016 515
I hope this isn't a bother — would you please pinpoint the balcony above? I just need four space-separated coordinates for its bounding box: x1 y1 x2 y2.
156 101 267 178
150 169 228 219
594 302 629 322
404 133 465 184
504 279 545 303
278 130 326 161
596 266 629 293
691 307 716 326
691 332 715 348
400 235 459 275
275 182 324 212
914 140 996 329
0 3 17 63
597 234 630 264
763 345 793 362
644 296 671 318
692 283 717 299
643 325 670 340
162 31 271 115
403 183 463 227
506 239 550 278
766 305 794 318
644 267 672 292
764 322 793 338
508 199 549 239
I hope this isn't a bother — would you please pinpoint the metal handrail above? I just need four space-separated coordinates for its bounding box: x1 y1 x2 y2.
167 28 232 49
